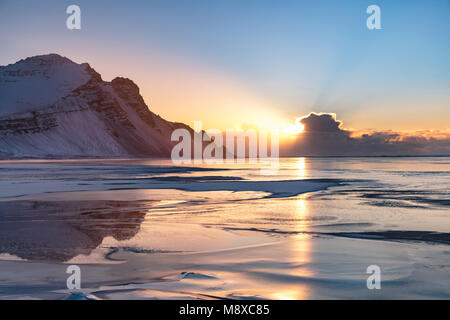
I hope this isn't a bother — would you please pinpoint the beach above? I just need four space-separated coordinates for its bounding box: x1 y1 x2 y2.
0 157 449 299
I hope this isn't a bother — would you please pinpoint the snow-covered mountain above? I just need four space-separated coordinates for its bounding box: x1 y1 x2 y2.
0 54 192 158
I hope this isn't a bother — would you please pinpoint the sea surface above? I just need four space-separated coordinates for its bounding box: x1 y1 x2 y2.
0 157 449 299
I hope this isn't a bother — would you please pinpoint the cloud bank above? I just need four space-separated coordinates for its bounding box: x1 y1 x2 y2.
281 113 450 156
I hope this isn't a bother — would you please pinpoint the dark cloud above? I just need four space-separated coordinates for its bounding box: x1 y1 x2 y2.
299 112 343 133
281 113 450 156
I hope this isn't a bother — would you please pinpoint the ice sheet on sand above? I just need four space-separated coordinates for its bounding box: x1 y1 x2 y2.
114 178 341 198
0 173 341 199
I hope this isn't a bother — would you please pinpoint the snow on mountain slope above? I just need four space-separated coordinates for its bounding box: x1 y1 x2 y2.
0 54 192 158
0 54 91 116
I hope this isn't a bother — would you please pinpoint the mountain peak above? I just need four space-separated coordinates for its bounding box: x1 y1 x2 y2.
0 54 92 116
112 77 140 94
15 53 73 67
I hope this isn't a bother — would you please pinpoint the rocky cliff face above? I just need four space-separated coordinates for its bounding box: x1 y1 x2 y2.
0 54 192 158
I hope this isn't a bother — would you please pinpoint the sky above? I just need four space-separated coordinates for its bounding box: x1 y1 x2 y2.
1 0 450 132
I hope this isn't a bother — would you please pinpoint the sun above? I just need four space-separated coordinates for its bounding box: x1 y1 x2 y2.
285 119 305 135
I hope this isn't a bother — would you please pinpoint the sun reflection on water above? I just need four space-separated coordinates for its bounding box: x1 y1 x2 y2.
278 161 315 299
297 157 307 178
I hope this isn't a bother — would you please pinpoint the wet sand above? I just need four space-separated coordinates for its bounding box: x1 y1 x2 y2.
0 158 449 299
